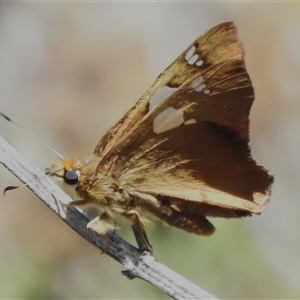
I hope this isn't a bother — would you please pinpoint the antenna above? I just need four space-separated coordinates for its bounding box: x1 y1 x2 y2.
0 111 64 159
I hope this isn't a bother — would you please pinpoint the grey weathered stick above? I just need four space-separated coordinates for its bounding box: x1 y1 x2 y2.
0 134 217 300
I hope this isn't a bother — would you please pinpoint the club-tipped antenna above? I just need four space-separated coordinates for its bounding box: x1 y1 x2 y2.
0 111 64 159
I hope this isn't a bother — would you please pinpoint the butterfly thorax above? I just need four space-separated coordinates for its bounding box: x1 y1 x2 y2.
48 157 133 210
76 156 137 214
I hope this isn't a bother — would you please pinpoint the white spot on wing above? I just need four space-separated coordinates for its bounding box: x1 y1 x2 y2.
190 76 203 89
195 84 206 92
184 119 196 125
149 86 176 109
191 76 210 94
185 46 204 66
185 46 196 61
153 107 184 134
171 204 180 211
188 54 199 65
195 59 203 66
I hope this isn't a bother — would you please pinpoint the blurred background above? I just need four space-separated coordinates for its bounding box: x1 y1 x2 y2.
0 2 299 299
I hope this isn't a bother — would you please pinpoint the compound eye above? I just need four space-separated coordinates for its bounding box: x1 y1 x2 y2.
64 170 79 185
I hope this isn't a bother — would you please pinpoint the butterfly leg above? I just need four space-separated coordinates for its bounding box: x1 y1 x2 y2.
65 200 116 252
87 212 117 253
128 212 153 254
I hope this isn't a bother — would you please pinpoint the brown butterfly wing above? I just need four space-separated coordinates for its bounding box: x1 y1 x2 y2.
91 23 273 236
94 22 245 158
98 59 273 227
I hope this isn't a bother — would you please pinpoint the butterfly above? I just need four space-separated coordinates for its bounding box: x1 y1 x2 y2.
46 22 273 252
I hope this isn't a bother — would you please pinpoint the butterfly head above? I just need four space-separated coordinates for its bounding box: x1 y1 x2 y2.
46 158 82 186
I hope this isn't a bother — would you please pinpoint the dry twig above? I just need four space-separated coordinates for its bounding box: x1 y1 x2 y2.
0 134 217 300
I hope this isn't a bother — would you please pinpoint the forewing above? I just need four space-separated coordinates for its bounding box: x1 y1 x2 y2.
100 59 273 214
94 22 245 158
